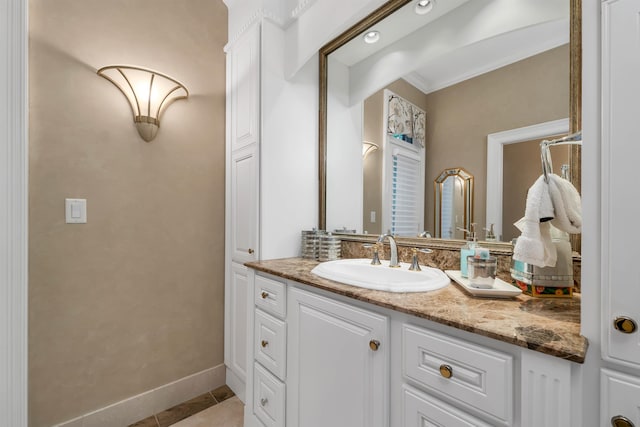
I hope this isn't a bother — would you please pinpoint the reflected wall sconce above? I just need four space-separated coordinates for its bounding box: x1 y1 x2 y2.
362 141 379 158
97 65 189 142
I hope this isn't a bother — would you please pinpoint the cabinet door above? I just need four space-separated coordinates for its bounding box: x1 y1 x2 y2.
602 0 640 367
229 22 259 152
225 262 249 390
231 145 258 263
602 369 640 427
287 287 389 427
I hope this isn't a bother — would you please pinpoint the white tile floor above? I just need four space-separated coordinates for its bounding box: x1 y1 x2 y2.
171 396 243 427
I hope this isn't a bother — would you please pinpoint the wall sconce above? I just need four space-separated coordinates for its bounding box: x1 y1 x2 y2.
362 141 379 158
97 65 189 142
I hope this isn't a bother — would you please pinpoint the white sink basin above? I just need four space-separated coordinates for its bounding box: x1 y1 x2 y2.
310 258 451 292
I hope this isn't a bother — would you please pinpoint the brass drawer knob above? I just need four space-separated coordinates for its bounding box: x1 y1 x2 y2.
260 398 268 407
439 364 453 379
614 316 637 334
248 248 254 254
261 291 269 299
369 340 380 351
612 415 635 427
261 340 269 348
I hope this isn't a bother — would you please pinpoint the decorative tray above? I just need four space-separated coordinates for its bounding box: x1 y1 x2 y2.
445 270 522 298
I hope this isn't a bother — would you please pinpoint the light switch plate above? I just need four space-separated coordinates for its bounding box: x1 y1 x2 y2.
65 198 87 224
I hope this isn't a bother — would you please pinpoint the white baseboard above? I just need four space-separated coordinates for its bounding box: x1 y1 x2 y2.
54 364 226 427
225 366 246 404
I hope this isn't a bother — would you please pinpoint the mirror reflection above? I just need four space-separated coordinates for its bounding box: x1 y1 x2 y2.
434 167 473 239
324 0 574 242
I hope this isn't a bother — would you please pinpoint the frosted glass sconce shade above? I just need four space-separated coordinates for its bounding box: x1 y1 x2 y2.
97 65 189 142
362 141 379 158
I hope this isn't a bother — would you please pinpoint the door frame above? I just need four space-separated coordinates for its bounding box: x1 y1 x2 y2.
485 118 569 241
1 0 29 425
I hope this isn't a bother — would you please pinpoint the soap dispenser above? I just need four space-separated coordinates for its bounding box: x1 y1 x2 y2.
458 223 478 278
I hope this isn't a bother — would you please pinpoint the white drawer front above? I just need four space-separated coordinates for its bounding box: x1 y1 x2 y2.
255 274 286 318
255 308 286 380
403 324 513 424
402 384 492 427
601 368 640 427
254 362 285 427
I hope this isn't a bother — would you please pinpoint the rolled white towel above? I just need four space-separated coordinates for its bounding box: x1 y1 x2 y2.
548 174 582 234
513 175 557 267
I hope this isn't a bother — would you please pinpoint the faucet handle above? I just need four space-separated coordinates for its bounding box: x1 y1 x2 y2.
409 248 422 271
371 243 382 265
363 242 382 265
409 248 434 271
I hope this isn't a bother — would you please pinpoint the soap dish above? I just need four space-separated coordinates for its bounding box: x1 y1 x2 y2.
445 270 522 298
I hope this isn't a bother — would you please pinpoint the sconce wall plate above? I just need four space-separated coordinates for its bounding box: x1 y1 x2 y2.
97 65 189 142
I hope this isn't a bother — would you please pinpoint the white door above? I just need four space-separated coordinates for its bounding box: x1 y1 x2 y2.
602 0 640 367
231 144 258 263
287 287 389 427
225 262 249 393
230 22 259 152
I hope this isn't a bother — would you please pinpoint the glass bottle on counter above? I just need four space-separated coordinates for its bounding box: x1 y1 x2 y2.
459 223 478 278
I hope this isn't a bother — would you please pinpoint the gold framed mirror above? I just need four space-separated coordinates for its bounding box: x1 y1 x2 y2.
434 167 474 239
318 0 581 249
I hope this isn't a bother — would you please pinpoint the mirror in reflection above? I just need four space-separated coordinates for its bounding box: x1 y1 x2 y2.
434 167 473 240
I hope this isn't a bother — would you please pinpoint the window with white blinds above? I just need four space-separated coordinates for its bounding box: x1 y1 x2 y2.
391 151 421 236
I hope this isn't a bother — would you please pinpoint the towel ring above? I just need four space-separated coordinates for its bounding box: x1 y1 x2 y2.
541 145 554 183
540 131 583 183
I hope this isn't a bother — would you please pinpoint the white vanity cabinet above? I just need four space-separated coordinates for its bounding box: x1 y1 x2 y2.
286 287 389 427
602 369 640 427
600 1 640 425
228 20 260 263
245 272 389 427
225 20 261 400
251 273 287 427
244 268 579 427
226 262 250 394
602 0 640 369
225 14 316 402
401 323 513 426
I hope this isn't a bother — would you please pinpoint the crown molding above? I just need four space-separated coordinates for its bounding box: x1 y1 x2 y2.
290 0 317 19
225 0 319 51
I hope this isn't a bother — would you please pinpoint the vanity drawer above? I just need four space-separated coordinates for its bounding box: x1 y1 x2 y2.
255 308 286 380
255 273 286 318
601 369 640 427
254 362 285 427
402 384 493 427
403 324 513 424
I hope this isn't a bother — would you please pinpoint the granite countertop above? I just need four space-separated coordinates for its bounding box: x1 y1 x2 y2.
246 257 587 364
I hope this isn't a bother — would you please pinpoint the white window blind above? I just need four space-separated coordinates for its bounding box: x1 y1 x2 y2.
391 152 421 236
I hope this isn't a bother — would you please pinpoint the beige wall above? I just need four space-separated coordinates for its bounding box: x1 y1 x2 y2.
424 44 569 236
28 1 227 425
362 79 428 234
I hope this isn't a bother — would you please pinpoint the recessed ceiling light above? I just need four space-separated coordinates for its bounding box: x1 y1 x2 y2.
363 30 380 44
415 0 435 15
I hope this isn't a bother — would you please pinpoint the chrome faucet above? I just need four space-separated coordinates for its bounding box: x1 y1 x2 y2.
377 233 400 268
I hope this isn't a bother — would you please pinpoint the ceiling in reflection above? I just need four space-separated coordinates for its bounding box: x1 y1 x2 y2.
330 0 569 97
